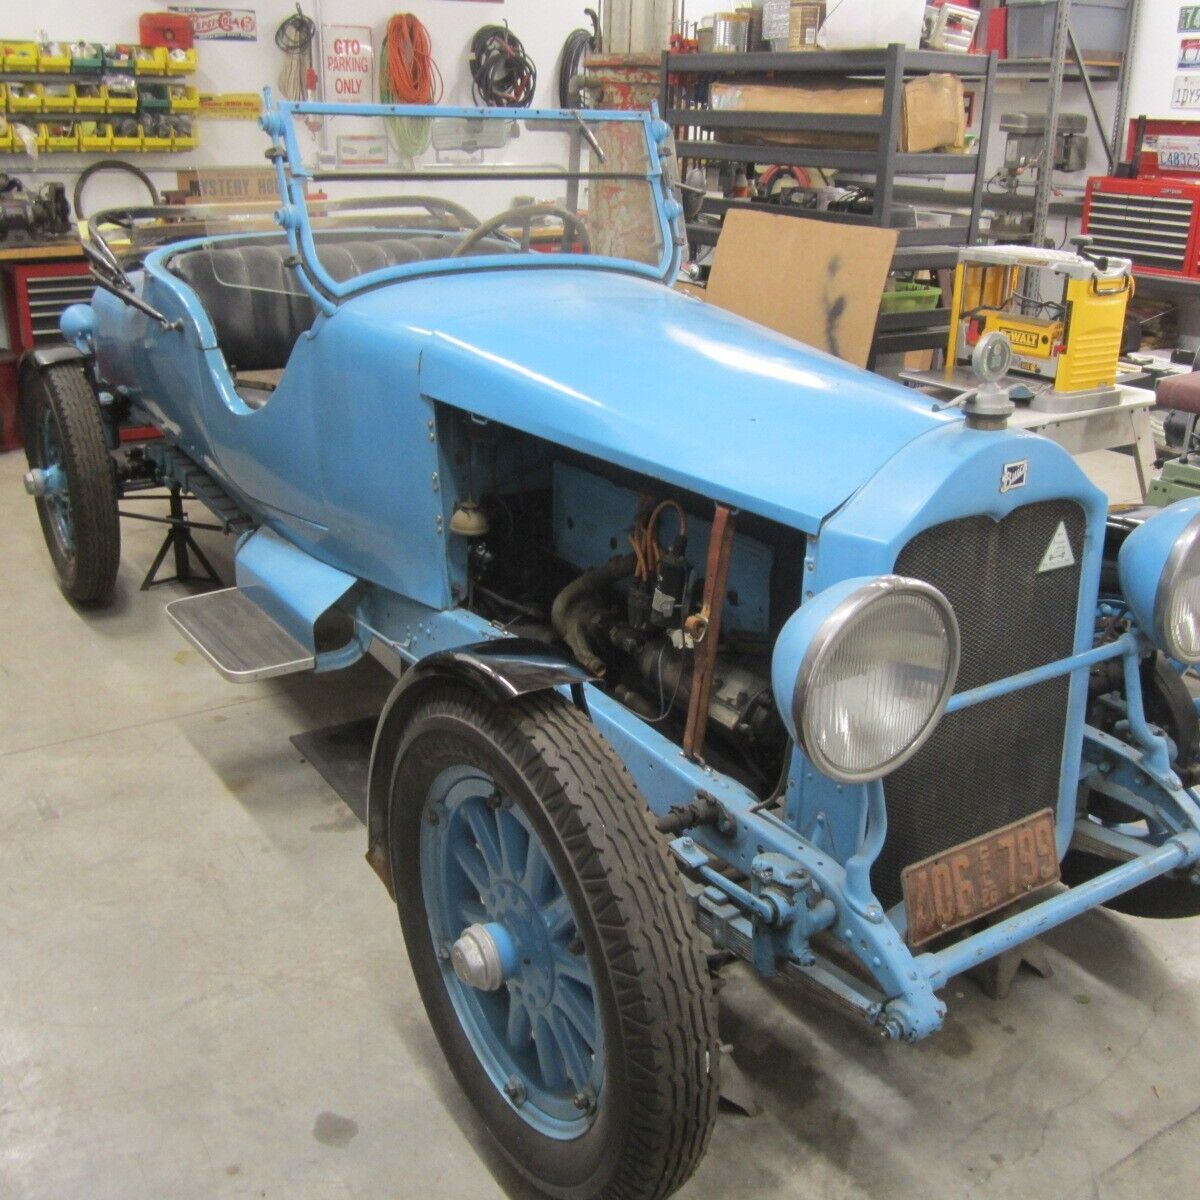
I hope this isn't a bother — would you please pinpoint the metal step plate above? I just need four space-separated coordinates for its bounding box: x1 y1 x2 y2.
166 587 316 683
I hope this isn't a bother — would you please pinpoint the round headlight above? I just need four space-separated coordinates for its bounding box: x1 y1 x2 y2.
1156 517 1200 663
776 577 960 784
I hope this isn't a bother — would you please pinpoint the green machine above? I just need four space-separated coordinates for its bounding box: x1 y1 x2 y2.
1150 370 1200 505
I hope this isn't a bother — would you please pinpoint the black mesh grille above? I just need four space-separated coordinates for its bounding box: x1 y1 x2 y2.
875 500 1086 910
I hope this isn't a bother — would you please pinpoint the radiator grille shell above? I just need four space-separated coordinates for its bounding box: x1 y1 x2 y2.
874 500 1086 911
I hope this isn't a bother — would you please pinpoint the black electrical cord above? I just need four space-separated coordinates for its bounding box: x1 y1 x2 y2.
72 159 160 222
275 4 316 101
558 9 600 108
468 24 537 108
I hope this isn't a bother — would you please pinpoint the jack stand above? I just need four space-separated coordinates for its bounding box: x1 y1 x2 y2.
140 486 221 591
967 900 1054 1000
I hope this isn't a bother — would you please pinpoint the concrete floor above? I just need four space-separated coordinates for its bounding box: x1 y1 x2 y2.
2 445 1199 1200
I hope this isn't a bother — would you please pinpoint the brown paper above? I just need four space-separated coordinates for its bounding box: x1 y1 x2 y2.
704 210 897 368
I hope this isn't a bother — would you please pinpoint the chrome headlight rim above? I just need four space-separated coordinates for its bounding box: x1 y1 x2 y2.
792 575 961 785
1153 512 1200 665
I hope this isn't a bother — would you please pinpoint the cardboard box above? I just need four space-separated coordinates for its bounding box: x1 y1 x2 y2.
704 210 898 368
709 73 966 153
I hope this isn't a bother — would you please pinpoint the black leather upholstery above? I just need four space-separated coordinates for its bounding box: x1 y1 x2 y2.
170 233 508 372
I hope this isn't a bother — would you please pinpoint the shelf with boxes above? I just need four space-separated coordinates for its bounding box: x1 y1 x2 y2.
0 40 196 76
663 45 998 362
0 38 198 154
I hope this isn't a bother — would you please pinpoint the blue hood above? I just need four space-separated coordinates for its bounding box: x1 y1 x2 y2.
350 268 959 533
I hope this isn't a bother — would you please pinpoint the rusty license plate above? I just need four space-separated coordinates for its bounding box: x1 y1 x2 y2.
901 808 1060 947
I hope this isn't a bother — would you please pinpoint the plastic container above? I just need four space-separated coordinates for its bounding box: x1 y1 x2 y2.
111 120 143 151
134 46 168 75
168 84 200 112
3 41 40 70
74 83 107 112
41 83 75 112
818 0 924 50
138 84 171 111
7 83 44 112
165 47 197 75
70 42 104 72
879 280 941 314
78 121 114 152
0 120 12 153
140 119 173 151
1005 0 1130 60
103 45 135 73
37 42 71 72
105 82 138 113
40 122 78 152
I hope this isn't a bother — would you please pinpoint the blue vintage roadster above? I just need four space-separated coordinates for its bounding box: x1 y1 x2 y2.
18 94 1200 1199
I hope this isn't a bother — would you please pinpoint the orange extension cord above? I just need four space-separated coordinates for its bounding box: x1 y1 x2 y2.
380 14 442 159
383 13 442 105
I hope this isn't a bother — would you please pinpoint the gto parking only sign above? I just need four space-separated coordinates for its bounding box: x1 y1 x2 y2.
324 26 373 102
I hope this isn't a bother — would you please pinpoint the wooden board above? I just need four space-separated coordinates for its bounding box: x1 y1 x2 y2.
705 210 898 368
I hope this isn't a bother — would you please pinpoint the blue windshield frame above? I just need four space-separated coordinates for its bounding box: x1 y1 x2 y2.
256 89 683 314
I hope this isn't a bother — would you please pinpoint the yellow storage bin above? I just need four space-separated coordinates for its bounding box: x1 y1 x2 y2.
165 47 197 75
37 41 71 72
41 122 78 152
41 83 75 112
7 83 44 112
172 130 198 151
167 84 200 112
74 83 107 112
3 41 39 71
134 46 167 75
105 83 137 113
140 123 172 151
78 121 113 152
0 127 12 153
111 123 143 152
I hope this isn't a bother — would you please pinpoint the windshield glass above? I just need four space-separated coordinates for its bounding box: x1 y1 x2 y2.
198 102 669 301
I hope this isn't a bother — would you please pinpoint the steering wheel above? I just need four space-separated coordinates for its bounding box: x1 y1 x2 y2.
449 204 592 258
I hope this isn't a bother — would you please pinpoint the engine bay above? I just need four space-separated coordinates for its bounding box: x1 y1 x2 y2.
436 404 800 796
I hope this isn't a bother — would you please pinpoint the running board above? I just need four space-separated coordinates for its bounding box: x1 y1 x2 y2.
166 587 315 682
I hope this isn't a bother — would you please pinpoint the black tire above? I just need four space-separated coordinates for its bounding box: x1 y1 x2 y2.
22 361 120 605
388 686 718 1200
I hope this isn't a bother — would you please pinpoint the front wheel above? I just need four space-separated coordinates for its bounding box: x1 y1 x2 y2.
21 360 120 605
388 686 718 1200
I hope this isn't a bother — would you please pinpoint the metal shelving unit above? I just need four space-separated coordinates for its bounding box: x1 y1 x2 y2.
661 44 997 360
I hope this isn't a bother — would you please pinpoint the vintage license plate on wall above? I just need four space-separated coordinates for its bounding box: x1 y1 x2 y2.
902 809 1059 946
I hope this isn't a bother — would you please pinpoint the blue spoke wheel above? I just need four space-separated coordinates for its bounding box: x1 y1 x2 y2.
20 360 120 605
388 686 718 1200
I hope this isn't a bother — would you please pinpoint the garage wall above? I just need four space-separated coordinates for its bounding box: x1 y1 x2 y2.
6 0 588 196
0 1 588 350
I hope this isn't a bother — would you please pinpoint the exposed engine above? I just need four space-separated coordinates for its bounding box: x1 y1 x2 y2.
442 408 792 792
